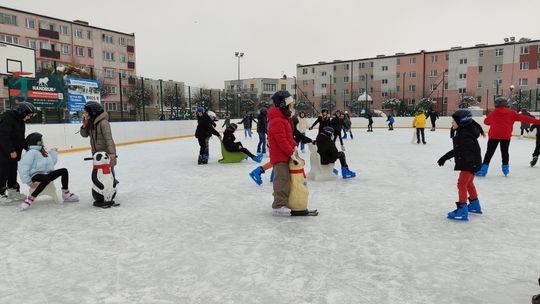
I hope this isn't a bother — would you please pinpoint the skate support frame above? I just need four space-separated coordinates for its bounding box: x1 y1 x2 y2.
307 143 338 181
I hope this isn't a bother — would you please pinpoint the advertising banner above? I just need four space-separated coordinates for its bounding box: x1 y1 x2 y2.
8 73 64 108
66 77 101 123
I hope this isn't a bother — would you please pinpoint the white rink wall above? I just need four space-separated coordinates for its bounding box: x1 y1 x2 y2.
27 116 533 151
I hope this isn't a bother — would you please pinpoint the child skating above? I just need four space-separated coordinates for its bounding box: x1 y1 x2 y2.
223 123 263 163
413 110 427 144
437 110 482 221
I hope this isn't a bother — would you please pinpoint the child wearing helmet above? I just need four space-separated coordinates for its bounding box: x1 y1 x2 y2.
315 126 356 179
223 123 263 163
437 110 482 221
0 102 36 203
18 132 79 210
195 106 221 164
309 108 331 133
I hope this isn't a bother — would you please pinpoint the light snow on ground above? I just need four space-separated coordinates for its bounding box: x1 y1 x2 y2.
1 127 539 304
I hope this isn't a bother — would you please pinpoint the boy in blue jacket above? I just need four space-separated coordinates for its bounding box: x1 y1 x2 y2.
19 133 79 210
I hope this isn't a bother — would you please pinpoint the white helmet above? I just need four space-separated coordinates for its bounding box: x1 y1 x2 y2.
207 111 218 122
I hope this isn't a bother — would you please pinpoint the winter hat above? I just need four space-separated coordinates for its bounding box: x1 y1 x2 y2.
494 97 508 107
260 107 267 115
271 90 293 108
321 108 329 114
452 109 473 126
229 123 238 130
16 102 36 118
26 132 43 146
196 106 205 113
84 101 104 118
322 126 334 136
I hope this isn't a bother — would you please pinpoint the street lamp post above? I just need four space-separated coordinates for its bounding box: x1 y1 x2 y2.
234 52 244 92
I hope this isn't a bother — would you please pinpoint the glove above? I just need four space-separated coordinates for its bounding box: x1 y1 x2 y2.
290 150 299 165
308 127 313 131
437 157 446 167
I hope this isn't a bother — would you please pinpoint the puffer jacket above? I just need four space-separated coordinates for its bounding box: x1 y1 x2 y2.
267 107 296 164
18 146 58 184
315 132 340 165
80 112 117 166
413 113 427 128
0 110 26 161
484 107 540 139
439 122 482 173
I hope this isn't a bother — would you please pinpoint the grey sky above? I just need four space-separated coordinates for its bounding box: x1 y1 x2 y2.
4 0 539 88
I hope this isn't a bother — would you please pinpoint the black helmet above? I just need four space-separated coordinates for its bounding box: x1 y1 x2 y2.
84 101 104 118
271 90 292 108
494 97 508 107
321 108 329 114
260 107 268 115
26 132 43 146
322 126 334 136
229 123 238 130
16 102 36 118
452 109 473 126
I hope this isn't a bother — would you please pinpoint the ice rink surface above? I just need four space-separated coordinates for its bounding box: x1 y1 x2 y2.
1 127 539 304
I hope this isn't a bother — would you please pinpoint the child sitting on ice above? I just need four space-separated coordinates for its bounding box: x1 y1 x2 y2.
223 123 263 163
18 132 79 210
437 110 482 221
315 126 356 179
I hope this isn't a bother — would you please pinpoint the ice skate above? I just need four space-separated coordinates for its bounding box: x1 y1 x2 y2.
475 164 489 177
467 198 483 214
272 207 291 217
7 188 26 200
249 166 264 186
531 156 538 167
20 196 34 211
447 202 468 221
251 153 264 163
341 167 356 179
502 164 509 176
62 190 80 202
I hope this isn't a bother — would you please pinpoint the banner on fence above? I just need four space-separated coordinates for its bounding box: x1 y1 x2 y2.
67 77 100 123
8 73 64 108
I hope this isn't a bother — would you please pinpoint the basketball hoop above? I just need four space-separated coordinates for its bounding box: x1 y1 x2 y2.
10 71 32 77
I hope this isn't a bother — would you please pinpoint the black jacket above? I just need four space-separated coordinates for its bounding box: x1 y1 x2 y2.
330 116 344 133
439 122 482 173
316 133 340 165
310 116 332 133
223 128 241 152
256 113 267 133
365 114 374 124
195 113 220 139
238 115 257 129
427 109 439 122
291 116 312 144
0 110 26 161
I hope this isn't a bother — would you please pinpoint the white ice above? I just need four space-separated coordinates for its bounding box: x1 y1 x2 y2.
1 127 540 304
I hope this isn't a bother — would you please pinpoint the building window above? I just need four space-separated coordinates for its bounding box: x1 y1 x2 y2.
321 71 327 76
321 83 327 88
382 79 388 84
344 76 349 82
478 66 483 73
61 44 70 54
537 78 540 86
493 79 502 88
25 18 35 29
444 69 448 76
119 37 126 46
370 87 373 93
396 58 400 65
408 71 416 78
103 51 115 61
119 53 127 63
60 25 69 36
443 97 448 104
381 91 388 97
0 34 19 45
107 86 117 95
88 48 93 58
370 75 374 80
39 41 50 50
408 85 416 92
396 86 400 92
444 83 449 90
103 34 114 44
263 83 276 91
430 83 437 91
344 64 349 70
478 81 483 88
75 29 83 38
344 89 349 95
431 55 438 63
106 102 117 111
459 58 468 64
333 89 337 95
311 67 315 73
494 64 503 72
302 80 308 86
520 46 529 54
86 31 92 40
370 62 374 67
333 77 337 84
302 68 307 75
430 69 438 77
409 57 416 64
479 50 484 57
520 62 529 70
445 53 449 61
459 73 467 80
27 39 36 49
495 48 504 56
396 72 400 78
75 47 84 57
538 61 540 69
360 75 365 81
519 78 528 86
458 88 466 94
333 65 337 71
0 13 18 25
382 66 388 71
407 99 414 106
359 62 365 69
104 69 115 78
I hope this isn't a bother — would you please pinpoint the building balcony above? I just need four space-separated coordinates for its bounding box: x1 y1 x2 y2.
40 49 61 60
128 62 135 69
127 45 135 53
39 28 59 40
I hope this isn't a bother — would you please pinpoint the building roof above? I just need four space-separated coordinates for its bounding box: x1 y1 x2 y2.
0 5 135 37
297 38 540 68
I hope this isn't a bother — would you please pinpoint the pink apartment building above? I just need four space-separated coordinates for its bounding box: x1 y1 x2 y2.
0 5 136 117
297 39 540 115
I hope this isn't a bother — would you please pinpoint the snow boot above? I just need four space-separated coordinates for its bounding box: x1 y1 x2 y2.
475 164 489 177
270 169 275 183
467 198 483 214
502 164 509 176
341 167 356 179
531 156 538 167
251 153 263 163
272 207 291 217
62 190 80 202
20 196 35 211
249 166 264 186
447 202 468 221
197 155 203 165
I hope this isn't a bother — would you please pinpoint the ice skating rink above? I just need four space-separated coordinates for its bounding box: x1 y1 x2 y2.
1 128 539 304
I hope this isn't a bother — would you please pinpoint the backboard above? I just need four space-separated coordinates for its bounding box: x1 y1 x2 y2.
0 42 36 78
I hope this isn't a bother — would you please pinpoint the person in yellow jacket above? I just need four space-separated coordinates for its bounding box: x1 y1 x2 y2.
413 110 427 144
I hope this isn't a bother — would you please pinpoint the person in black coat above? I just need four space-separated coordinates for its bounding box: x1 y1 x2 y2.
315 126 356 178
365 113 374 132
426 108 439 131
0 102 36 202
309 108 331 133
238 113 257 138
195 107 221 165
330 110 345 148
437 109 483 221
223 123 262 162
256 108 268 154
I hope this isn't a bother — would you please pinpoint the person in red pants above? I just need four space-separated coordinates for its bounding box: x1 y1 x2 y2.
438 110 483 221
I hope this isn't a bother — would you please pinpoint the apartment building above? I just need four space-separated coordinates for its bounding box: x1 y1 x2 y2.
297 38 540 115
224 77 296 101
0 5 136 114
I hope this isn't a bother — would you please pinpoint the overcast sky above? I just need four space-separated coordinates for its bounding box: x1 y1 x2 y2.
4 0 539 88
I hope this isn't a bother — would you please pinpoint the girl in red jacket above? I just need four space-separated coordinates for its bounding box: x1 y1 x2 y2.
476 97 540 177
267 91 298 216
